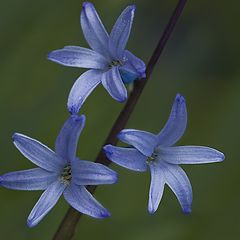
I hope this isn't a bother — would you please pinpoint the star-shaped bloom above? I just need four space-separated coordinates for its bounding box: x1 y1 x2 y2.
0 115 117 227
104 94 224 214
48 2 146 114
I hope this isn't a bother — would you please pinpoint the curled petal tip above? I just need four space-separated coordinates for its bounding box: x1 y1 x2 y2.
82 1 93 8
101 210 111 218
27 219 36 228
175 93 185 103
103 145 113 157
130 4 136 11
148 206 157 215
183 206 192 215
219 152 225 162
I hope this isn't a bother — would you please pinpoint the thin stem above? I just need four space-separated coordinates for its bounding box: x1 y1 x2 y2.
53 0 187 239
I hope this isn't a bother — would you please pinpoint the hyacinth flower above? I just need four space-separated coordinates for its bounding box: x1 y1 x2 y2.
0 115 117 227
104 94 224 214
48 2 146 114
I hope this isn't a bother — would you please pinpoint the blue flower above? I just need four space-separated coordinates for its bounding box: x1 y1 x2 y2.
48 2 146 114
104 94 224 214
0 115 117 227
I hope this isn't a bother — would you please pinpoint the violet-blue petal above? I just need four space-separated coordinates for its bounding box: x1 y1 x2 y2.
148 163 165 214
27 181 66 227
109 5 136 59
101 67 127 102
157 94 187 146
0 168 57 191
64 183 110 218
48 46 108 69
13 133 64 172
55 115 85 163
119 50 146 84
161 162 192 214
159 146 225 165
81 2 110 58
118 129 158 157
67 69 102 114
104 145 148 172
72 159 118 185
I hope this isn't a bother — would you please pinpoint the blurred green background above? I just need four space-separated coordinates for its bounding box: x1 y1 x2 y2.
0 0 239 239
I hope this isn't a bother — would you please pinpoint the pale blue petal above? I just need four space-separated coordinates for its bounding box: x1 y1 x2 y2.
72 159 118 185
157 94 187 146
161 162 192 214
0 168 57 191
119 50 146 84
159 146 225 164
67 70 102 114
81 2 110 58
104 145 147 172
148 163 165 214
101 67 127 102
48 46 108 69
27 181 65 227
118 129 158 157
64 183 110 218
55 115 85 163
109 5 136 59
13 133 64 172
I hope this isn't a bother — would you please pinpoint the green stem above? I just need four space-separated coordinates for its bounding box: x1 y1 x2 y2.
53 0 187 239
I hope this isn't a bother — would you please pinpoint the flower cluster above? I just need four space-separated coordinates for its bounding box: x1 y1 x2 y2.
0 1 224 229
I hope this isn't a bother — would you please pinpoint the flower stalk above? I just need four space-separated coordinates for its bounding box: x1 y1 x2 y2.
53 0 187 239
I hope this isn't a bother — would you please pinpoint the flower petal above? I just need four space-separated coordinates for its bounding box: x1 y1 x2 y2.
13 133 63 172
101 67 127 102
104 145 148 172
72 159 117 185
81 2 110 58
160 146 225 165
27 181 65 227
148 163 165 214
109 5 136 59
67 70 102 114
118 129 158 157
48 46 108 69
55 115 85 163
157 94 187 146
119 50 146 84
0 168 57 191
161 162 192 214
64 183 110 218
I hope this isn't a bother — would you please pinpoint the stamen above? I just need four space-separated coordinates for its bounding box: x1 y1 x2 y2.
60 165 72 185
147 152 158 164
109 59 124 68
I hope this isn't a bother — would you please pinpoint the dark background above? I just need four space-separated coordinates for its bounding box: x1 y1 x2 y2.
0 0 239 239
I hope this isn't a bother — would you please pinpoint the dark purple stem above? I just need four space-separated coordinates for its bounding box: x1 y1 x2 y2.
53 0 187 239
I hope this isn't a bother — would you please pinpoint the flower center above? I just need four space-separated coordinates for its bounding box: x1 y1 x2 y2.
60 164 72 185
147 151 158 164
109 59 124 68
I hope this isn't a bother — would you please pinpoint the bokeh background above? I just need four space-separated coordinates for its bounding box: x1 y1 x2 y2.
0 0 239 239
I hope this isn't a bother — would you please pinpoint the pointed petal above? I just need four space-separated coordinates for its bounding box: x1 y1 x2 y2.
13 133 64 172
157 94 187 146
72 159 117 185
160 146 225 165
48 46 108 69
27 181 65 227
109 5 136 59
119 50 146 84
118 129 158 157
162 162 192 214
0 168 57 191
148 163 165 214
55 115 85 163
101 67 127 102
81 2 110 58
104 145 147 172
64 184 110 218
67 70 102 114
